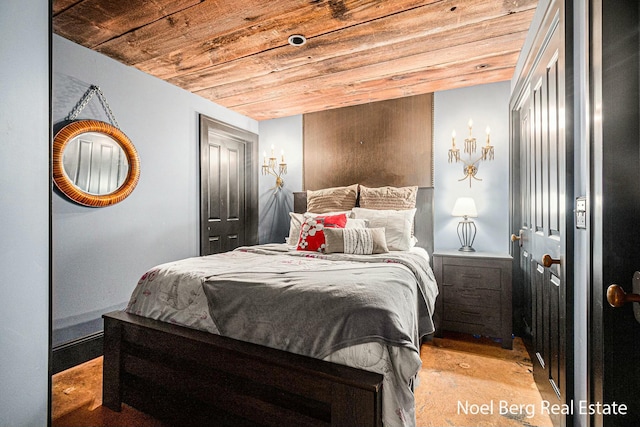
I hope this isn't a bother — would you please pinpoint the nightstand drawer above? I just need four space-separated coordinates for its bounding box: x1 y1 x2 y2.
443 265 501 290
443 303 501 335
443 286 501 308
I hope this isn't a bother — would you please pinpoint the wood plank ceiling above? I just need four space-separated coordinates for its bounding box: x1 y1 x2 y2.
53 0 538 121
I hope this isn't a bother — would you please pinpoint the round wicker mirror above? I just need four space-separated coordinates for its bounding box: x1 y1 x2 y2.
53 120 140 207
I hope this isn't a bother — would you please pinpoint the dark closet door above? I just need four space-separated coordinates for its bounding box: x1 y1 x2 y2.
590 1 640 425
200 115 259 255
510 1 573 425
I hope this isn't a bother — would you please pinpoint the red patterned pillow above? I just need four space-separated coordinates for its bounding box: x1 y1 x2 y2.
296 213 348 252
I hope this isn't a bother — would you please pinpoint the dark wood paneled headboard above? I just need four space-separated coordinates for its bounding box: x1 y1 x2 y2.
302 94 433 190
293 187 434 258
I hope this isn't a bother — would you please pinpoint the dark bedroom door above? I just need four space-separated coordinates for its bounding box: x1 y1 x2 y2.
510 1 573 426
590 0 640 425
200 115 259 255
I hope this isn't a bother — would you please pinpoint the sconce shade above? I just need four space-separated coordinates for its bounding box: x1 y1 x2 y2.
451 197 478 218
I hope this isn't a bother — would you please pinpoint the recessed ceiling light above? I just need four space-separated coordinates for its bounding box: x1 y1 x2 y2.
288 34 307 46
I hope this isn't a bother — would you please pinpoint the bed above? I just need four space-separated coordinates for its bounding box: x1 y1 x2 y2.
102 186 436 427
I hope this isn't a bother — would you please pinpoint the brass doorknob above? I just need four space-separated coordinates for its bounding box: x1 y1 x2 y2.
510 234 521 242
542 254 560 267
607 284 640 307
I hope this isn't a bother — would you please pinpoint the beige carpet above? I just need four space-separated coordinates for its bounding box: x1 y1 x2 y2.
52 333 552 427
417 333 553 427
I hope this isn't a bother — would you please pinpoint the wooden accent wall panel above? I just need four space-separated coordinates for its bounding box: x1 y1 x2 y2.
303 94 433 190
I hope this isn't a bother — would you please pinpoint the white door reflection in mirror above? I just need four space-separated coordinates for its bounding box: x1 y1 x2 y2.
62 131 129 195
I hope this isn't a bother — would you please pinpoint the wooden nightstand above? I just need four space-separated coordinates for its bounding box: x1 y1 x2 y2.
433 250 513 349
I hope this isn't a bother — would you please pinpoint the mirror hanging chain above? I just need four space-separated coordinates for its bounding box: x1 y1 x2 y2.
65 85 119 129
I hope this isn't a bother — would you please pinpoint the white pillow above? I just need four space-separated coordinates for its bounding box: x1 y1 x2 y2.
351 207 417 251
345 218 368 229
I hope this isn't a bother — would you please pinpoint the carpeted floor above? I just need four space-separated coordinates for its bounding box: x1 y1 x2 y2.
52 332 552 427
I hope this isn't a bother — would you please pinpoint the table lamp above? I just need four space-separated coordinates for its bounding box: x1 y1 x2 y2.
452 197 478 252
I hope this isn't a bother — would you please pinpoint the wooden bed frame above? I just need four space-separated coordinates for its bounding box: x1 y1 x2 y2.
102 187 434 426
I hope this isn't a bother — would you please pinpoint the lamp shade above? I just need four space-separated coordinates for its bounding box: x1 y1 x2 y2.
451 197 478 218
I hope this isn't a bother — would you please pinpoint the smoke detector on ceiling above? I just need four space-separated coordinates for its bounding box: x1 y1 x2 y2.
288 34 307 46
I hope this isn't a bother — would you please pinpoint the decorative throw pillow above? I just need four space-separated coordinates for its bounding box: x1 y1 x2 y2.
351 207 417 251
359 185 418 210
286 211 353 246
324 228 389 254
296 213 348 252
286 212 305 245
306 184 358 213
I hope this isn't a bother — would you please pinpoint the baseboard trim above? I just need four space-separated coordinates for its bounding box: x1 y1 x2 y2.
52 332 103 374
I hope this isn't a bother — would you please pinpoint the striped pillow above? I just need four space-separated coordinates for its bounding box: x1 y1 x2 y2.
323 227 388 254
359 185 418 210
306 184 358 213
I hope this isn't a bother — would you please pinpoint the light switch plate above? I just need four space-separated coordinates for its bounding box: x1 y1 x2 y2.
575 197 587 229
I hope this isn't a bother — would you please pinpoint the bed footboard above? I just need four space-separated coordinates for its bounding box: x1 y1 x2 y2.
103 311 383 427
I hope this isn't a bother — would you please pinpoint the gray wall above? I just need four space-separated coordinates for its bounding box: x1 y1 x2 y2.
0 1 50 425
257 115 303 244
52 35 258 346
433 81 511 254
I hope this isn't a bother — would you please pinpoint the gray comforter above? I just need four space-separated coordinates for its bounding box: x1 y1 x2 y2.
201 244 436 359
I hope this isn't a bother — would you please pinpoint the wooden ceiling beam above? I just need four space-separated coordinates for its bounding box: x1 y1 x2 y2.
125 0 536 81
53 0 82 16
201 32 526 109
225 52 519 120
182 10 533 101
235 67 514 120
92 0 439 69
53 0 202 48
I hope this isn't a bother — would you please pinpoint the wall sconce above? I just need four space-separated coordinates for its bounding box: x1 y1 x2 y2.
262 144 287 192
452 197 478 252
448 119 494 187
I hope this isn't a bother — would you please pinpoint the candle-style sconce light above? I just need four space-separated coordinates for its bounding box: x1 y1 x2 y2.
448 119 494 187
262 144 287 192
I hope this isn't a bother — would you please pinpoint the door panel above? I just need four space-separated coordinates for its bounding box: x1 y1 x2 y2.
534 262 545 367
549 273 561 398
547 60 560 235
207 143 221 222
533 80 544 233
205 139 222 254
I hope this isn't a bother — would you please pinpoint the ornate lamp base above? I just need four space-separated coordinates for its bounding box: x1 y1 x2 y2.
457 218 477 252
